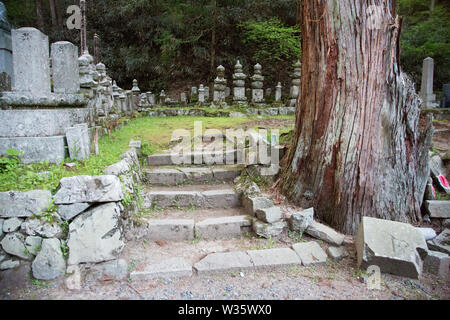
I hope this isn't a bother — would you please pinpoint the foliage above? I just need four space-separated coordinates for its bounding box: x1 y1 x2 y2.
398 0 450 93
239 18 301 83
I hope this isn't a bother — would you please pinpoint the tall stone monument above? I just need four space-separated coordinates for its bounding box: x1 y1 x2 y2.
420 57 438 108
0 1 13 90
251 63 264 105
12 27 51 95
232 60 247 105
51 41 80 94
289 60 301 108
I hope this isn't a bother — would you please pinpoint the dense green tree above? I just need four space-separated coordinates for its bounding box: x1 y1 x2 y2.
398 0 450 93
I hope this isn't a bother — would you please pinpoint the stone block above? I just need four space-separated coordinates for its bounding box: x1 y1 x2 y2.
292 241 327 266
147 219 195 241
305 221 345 246
0 190 52 218
356 217 428 279
424 201 450 219
202 189 240 208
193 251 254 275
255 206 282 223
130 258 192 280
0 136 67 164
247 248 301 269
423 251 450 278
195 216 251 240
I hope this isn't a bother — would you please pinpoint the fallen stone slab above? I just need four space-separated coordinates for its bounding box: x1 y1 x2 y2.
203 189 240 208
242 195 274 216
147 219 195 241
289 208 314 233
423 251 450 278
247 248 301 269
327 246 349 261
144 191 203 209
0 190 52 218
292 241 328 266
356 217 428 279
130 257 192 281
195 216 251 240
193 251 254 275
305 221 345 246
54 175 124 204
32 238 66 280
67 202 124 265
255 206 282 224
427 228 450 255
424 200 450 219
252 219 287 239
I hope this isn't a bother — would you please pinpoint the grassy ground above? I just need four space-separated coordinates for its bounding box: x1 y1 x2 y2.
0 115 294 193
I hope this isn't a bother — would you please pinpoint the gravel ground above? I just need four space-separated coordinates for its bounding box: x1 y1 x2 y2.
1 233 449 300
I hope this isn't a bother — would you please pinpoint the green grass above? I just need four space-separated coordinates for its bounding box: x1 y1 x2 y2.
0 114 294 192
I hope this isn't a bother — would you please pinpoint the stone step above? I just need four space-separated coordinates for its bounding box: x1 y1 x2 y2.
195 216 252 240
130 257 193 281
147 150 240 166
128 244 328 280
144 166 242 186
144 215 252 241
143 188 240 210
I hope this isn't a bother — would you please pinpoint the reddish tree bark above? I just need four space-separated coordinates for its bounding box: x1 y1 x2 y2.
280 0 433 235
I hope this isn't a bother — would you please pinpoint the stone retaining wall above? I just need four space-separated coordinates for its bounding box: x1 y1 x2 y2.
0 148 143 280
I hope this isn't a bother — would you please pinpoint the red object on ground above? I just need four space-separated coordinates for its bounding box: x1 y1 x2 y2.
438 175 450 188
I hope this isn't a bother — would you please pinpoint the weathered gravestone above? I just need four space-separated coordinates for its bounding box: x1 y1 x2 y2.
51 41 80 93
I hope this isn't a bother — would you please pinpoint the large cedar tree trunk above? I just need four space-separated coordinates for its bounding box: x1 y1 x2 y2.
280 0 433 235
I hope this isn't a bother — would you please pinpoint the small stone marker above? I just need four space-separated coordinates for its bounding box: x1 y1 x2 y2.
66 123 90 161
420 57 438 108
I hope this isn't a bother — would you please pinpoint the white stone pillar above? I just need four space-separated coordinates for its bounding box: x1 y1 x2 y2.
420 57 438 108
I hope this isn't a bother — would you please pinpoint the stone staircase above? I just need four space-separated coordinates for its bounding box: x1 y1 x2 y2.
125 149 337 281
141 150 250 242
